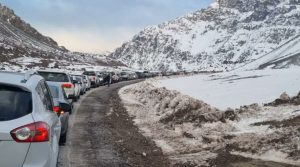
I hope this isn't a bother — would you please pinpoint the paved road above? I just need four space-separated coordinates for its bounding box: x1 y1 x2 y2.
58 80 170 167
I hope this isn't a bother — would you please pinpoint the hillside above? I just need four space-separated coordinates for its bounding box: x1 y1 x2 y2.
0 3 123 71
110 0 300 71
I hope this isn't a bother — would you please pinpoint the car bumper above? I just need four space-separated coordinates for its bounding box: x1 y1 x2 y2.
64 88 75 97
23 142 59 167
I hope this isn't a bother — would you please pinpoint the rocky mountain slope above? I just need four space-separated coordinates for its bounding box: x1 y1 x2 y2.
0 3 123 71
110 0 300 71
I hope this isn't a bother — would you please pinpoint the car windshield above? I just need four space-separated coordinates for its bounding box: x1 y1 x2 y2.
39 72 70 82
0 85 32 121
83 71 96 76
48 85 59 98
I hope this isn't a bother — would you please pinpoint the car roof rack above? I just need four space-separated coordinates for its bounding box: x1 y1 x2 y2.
21 70 38 83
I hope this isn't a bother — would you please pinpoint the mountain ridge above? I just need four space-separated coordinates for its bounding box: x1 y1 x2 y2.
110 0 300 71
0 3 123 71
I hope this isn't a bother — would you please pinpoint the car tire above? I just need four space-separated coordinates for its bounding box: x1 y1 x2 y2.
59 132 67 145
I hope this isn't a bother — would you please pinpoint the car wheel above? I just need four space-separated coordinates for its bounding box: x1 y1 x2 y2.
70 105 73 114
59 133 67 145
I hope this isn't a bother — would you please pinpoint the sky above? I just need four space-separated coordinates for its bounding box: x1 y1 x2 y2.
0 0 213 53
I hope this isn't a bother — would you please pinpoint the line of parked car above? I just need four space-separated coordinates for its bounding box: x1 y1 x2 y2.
0 66 201 167
82 69 162 85
0 68 164 167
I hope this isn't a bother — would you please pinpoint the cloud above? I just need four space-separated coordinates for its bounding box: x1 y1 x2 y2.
40 26 142 53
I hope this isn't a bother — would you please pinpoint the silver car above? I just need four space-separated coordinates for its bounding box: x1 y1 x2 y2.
83 75 91 90
47 82 72 144
83 71 100 88
38 71 76 100
0 71 61 167
72 75 86 95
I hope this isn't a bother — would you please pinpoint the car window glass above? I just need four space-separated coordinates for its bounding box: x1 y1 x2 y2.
83 71 96 76
36 83 47 110
38 72 70 82
41 82 53 111
36 82 53 111
62 88 68 100
75 77 80 82
48 85 59 98
0 85 32 121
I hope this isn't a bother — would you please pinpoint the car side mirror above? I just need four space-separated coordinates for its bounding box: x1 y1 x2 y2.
59 103 72 113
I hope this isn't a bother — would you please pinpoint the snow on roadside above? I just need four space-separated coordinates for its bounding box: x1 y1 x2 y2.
119 80 300 166
158 68 300 110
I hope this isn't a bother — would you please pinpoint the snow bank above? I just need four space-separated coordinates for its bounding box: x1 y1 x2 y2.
120 80 300 166
159 68 300 110
121 81 237 126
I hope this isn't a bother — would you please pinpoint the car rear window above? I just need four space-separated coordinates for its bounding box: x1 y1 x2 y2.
75 77 82 82
48 85 59 98
38 72 70 82
83 71 96 76
0 85 32 121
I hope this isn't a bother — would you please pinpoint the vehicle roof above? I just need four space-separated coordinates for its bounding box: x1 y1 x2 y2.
71 74 84 77
38 70 69 74
0 71 43 91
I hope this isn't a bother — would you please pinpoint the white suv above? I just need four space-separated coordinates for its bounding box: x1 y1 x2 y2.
38 71 75 99
0 71 61 167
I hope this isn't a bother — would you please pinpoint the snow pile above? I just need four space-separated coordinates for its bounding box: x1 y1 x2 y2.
121 81 236 126
120 80 300 166
159 68 300 110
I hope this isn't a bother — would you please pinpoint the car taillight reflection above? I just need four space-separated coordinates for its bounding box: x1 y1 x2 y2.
10 122 50 142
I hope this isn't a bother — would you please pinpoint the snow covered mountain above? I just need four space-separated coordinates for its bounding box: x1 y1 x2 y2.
0 4 123 71
238 34 300 70
110 0 300 71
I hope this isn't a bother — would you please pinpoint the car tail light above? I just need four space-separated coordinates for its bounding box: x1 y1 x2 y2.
53 106 64 115
53 106 60 114
62 83 73 89
93 77 96 81
10 122 50 143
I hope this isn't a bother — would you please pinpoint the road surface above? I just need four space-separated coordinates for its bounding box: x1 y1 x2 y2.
57 80 170 167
